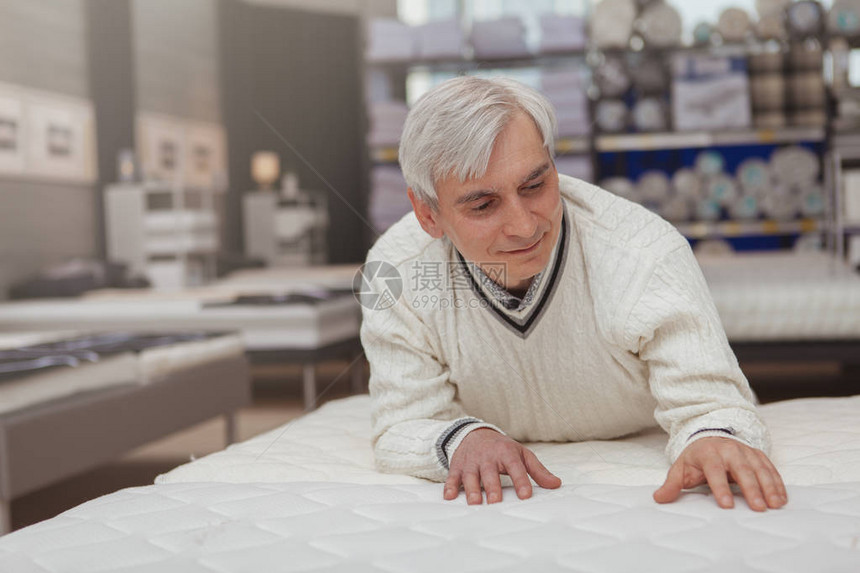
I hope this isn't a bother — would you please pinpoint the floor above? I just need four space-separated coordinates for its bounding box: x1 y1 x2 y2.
8 360 860 532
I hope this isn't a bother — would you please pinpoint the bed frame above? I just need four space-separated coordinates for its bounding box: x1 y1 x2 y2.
732 340 860 365
249 336 365 410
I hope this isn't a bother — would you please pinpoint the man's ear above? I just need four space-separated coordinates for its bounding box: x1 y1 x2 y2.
407 188 444 239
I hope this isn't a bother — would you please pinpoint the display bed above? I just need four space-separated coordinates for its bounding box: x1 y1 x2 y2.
0 274 364 409
0 292 359 351
698 252 860 392
1 395 858 572
0 332 250 535
699 252 860 342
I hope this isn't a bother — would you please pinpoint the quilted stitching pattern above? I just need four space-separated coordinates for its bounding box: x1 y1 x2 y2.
1 482 859 572
157 395 860 487
2 395 859 571
698 253 860 340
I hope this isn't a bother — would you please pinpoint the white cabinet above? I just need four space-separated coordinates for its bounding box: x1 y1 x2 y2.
243 190 328 266
105 183 219 289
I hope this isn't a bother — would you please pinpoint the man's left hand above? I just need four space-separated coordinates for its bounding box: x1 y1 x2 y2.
653 436 787 511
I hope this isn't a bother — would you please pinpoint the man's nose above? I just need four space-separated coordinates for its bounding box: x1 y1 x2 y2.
502 196 538 238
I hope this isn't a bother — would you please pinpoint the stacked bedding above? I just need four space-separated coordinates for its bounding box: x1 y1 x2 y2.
1 395 859 571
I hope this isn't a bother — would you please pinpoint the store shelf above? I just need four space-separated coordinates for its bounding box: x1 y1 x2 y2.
367 51 589 73
596 127 825 153
139 181 224 195
367 40 783 74
676 218 822 240
598 41 756 59
370 137 589 165
370 146 399 164
555 137 590 154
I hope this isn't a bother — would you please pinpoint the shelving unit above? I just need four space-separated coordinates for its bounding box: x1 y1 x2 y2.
370 136 590 164
362 4 853 255
595 127 825 153
104 182 219 289
676 218 822 240
365 40 767 76
368 51 588 74
827 145 860 264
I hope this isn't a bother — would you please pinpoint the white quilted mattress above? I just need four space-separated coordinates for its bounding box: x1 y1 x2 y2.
698 252 860 341
0 295 359 351
214 264 360 292
155 395 860 488
1 395 859 572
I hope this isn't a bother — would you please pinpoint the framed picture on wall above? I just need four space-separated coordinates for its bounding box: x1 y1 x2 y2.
137 112 185 183
184 121 227 191
0 89 25 175
24 93 96 183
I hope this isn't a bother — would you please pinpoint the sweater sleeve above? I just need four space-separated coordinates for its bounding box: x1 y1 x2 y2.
360 262 502 482
623 239 771 462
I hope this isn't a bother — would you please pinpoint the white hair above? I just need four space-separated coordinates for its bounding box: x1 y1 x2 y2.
398 76 557 210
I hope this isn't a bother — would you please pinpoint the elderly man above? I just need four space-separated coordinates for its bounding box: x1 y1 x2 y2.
359 76 787 511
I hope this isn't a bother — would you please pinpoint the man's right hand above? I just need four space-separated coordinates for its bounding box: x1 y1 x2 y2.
443 428 562 504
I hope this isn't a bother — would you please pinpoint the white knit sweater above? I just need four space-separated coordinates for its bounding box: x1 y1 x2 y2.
360 174 770 482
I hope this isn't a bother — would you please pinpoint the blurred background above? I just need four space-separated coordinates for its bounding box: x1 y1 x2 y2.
2 0 860 292
2 0 860 533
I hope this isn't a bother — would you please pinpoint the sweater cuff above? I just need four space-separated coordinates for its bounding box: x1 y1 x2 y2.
435 418 505 470
685 427 754 451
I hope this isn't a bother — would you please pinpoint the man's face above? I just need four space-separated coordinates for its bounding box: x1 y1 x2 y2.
409 112 563 292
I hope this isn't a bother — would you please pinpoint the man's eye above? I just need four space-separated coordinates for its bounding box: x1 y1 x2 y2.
525 182 544 191
472 202 492 212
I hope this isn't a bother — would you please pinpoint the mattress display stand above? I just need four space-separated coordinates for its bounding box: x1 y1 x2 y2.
732 340 860 366
0 353 251 535
732 339 860 396
249 336 364 411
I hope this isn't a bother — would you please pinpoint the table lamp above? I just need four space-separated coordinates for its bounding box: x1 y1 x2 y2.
251 151 280 190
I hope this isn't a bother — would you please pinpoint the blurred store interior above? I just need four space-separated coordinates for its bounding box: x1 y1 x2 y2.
1 0 860 532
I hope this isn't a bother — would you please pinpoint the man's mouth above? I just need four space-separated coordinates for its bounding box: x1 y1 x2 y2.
504 235 543 255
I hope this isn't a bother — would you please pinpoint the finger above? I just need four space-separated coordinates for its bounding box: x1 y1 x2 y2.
523 449 562 490
462 471 483 505
702 461 734 509
653 460 685 504
443 471 461 501
729 462 766 512
758 453 788 505
503 457 533 500
750 453 786 508
480 464 504 504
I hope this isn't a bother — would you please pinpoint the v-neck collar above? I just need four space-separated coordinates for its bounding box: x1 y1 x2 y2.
456 207 569 339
